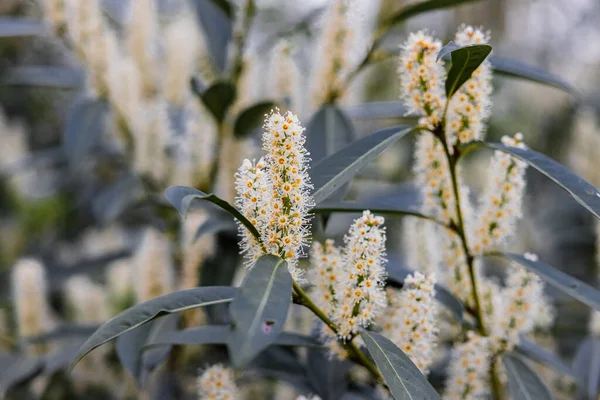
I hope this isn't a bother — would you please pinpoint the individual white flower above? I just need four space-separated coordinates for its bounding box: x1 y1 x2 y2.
471 133 527 255
398 30 446 129
65 276 110 323
309 239 344 316
197 364 238 400
332 211 387 339
445 332 492 400
12 258 52 353
377 273 438 375
235 110 314 280
134 227 175 302
445 25 492 145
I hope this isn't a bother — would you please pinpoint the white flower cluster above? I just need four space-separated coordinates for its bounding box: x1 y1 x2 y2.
65 276 110 324
197 364 238 400
309 239 343 316
309 211 387 342
445 25 492 145
471 134 528 255
235 110 314 279
445 332 492 400
377 273 438 375
398 30 446 129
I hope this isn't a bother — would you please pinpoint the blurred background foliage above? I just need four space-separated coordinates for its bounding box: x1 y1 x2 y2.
0 0 599 398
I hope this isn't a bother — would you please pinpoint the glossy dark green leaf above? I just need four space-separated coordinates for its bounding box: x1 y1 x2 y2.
234 101 276 138
193 217 237 242
227 255 293 367
44 341 86 375
1 67 84 88
311 125 414 204
516 338 576 378
462 142 600 221
306 106 356 165
191 0 232 71
195 81 236 123
63 98 109 166
70 286 235 369
144 325 320 348
487 252 600 311
0 355 43 394
386 260 464 323
490 55 577 95
116 314 178 387
384 0 481 27
92 175 142 224
445 44 492 98
361 331 442 400
249 347 315 395
573 337 600 400
307 347 351 400
503 353 552 400
0 18 44 37
165 186 260 242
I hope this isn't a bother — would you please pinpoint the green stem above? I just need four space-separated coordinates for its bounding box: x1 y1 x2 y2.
292 282 382 381
490 356 503 399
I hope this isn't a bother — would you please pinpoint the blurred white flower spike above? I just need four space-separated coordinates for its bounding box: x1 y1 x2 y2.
235 110 314 280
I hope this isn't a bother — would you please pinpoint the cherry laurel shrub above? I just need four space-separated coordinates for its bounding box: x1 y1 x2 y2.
1 1 596 399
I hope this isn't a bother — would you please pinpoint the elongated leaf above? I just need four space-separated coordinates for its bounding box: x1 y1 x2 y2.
165 186 260 242
192 0 232 71
24 324 99 344
464 142 600 220
0 18 43 37
311 125 414 204
196 81 236 122
386 261 464 323
63 98 109 166
361 331 441 400
227 255 293 367
384 0 481 27
437 41 459 61
516 338 576 378
490 55 576 94
445 44 492 98
503 353 552 400
486 252 600 311
307 347 351 400
70 286 236 369
0 355 43 394
92 175 142 224
194 217 237 242
343 101 410 120
145 325 320 348
250 347 315 395
1 66 84 88
44 341 86 375
307 106 356 165
573 337 600 399
234 101 275 138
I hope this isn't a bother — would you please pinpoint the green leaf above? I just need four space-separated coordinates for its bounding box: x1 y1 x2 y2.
194 81 236 122
306 347 351 400
490 55 577 95
384 0 481 27
386 260 464 323
165 186 261 243
0 18 44 37
144 325 320 348
343 101 411 120
487 252 600 311
63 98 109 166
227 255 293 367
503 353 552 400
462 142 600 221
361 331 442 400
306 106 356 165
516 338 576 379
44 342 86 375
1 66 84 88
191 0 232 71
445 44 492 98
193 217 237 242
70 286 235 370
92 175 142 224
0 355 43 395
573 337 600 399
234 101 276 138
23 324 99 343
311 125 414 204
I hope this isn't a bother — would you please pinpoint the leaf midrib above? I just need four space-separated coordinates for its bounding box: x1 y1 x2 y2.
367 333 412 400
